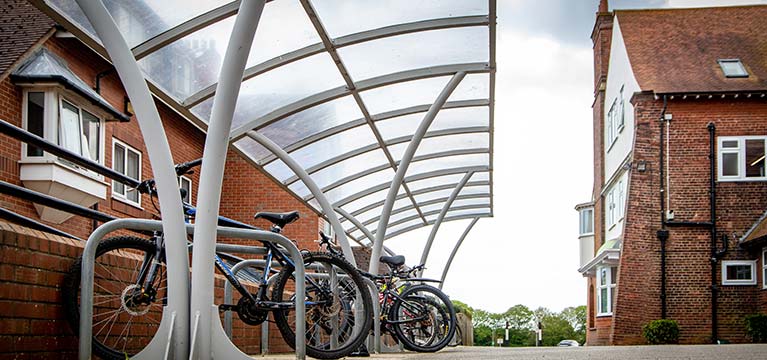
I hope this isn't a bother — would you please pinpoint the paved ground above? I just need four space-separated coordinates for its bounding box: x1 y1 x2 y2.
261 344 767 359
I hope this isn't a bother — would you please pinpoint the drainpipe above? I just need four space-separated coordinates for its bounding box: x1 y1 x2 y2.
707 122 725 344
657 95 669 319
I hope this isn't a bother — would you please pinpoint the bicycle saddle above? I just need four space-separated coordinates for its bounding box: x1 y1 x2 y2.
379 255 405 267
254 210 300 228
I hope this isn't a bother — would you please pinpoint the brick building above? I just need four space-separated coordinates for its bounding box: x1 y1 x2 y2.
577 1 767 345
0 1 324 357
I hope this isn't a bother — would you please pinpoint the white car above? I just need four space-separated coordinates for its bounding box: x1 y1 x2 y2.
557 340 580 347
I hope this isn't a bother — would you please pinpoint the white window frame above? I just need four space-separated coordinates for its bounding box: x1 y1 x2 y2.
606 190 616 229
721 260 757 286
718 136 767 182
596 266 617 316
20 88 106 174
605 85 625 152
178 175 193 205
617 179 625 221
579 207 594 236
762 248 767 289
112 138 142 207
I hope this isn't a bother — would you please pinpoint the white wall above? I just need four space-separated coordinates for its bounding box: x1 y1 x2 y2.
603 18 641 180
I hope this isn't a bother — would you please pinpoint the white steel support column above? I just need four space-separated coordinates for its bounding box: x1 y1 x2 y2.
439 218 479 289
418 171 474 276
73 1 190 358
368 72 466 275
248 131 357 266
189 1 264 359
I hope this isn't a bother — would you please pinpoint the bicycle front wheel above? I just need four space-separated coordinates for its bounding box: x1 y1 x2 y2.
62 236 166 360
389 284 456 352
271 252 373 360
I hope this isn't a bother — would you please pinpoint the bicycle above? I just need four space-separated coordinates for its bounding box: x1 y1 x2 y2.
317 234 456 353
62 159 373 360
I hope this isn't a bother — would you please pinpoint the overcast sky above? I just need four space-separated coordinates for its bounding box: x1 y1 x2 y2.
386 0 767 314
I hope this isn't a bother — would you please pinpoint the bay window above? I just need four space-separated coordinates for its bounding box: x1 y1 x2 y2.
597 266 617 316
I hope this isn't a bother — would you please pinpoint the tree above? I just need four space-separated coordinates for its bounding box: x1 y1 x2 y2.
540 312 577 346
452 300 474 319
560 305 586 344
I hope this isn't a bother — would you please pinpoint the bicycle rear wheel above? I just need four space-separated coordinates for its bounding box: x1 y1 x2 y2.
389 284 456 352
62 236 166 360
271 252 373 360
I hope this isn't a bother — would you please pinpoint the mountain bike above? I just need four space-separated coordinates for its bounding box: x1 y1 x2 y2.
62 160 373 360
318 235 456 353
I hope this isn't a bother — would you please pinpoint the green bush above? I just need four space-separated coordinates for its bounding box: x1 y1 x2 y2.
642 319 679 344
745 314 767 343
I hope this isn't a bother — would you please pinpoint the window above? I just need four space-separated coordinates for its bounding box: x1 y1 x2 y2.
607 191 615 228
617 179 625 221
721 260 756 285
579 207 594 236
605 85 625 150
60 99 101 163
179 175 193 205
22 90 104 165
597 266 617 316
718 136 766 181
763 248 767 289
112 139 141 206
718 59 749 78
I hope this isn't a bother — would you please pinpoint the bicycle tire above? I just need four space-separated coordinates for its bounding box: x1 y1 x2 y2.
271 252 373 360
389 284 456 352
62 236 166 360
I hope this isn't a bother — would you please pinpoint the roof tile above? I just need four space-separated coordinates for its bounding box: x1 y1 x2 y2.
0 0 55 77
616 5 767 94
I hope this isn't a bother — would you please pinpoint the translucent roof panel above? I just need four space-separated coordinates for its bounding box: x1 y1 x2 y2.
287 126 379 170
426 208 491 222
48 0 231 48
388 133 489 161
339 27 488 81
312 0 488 38
360 76 450 115
414 185 490 203
376 106 489 141
324 168 397 204
374 217 425 237
39 0 495 242
233 137 271 162
306 149 391 190
447 73 490 102
405 154 489 178
257 96 363 153
191 53 345 129
406 174 470 192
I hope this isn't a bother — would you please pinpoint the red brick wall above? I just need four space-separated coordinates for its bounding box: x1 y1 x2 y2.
585 9 612 346
613 95 767 345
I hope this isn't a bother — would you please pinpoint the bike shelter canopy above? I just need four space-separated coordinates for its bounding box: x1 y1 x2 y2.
33 0 495 247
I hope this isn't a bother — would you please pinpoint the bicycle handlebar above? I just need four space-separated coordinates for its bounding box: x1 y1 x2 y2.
136 158 203 195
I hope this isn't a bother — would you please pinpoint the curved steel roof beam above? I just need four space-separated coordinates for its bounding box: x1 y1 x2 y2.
344 191 491 225
359 194 489 228
287 127 489 185
313 148 489 197
181 15 488 108
419 172 475 276
382 213 492 241
258 99 489 165
228 63 489 140
332 165 489 208
370 204 489 233
439 217 480 289
132 1 242 60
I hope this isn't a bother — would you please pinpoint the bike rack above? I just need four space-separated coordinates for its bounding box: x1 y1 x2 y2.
79 218 305 360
